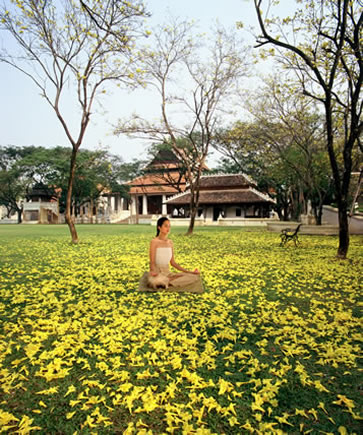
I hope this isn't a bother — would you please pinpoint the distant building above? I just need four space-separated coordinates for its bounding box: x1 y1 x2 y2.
166 173 275 222
23 184 60 224
127 149 191 221
86 190 130 224
127 149 276 225
21 183 130 225
0 205 17 223
15 149 277 226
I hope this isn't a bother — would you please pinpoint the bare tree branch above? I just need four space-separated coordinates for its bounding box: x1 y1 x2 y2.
0 0 148 241
252 0 362 258
114 18 249 234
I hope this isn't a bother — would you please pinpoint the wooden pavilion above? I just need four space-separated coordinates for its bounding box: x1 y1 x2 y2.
165 174 275 221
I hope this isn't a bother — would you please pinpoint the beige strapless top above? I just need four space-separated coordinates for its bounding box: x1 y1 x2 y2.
155 246 172 266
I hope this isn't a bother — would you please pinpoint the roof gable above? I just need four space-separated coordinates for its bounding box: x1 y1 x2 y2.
199 173 256 188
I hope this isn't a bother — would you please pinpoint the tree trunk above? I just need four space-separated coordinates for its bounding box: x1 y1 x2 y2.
276 208 283 221
314 204 323 225
312 200 323 225
290 189 300 222
337 203 349 259
283 202 289 221
186 173 202 235
17 207 22 224
187 191 196 235
314 191 324 225
186 182 198 235
187 205 197 235
324 98 352 259
65 147 79 243
90 198 93 224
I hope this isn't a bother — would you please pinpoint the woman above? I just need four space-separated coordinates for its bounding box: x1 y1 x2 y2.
148 217 200 288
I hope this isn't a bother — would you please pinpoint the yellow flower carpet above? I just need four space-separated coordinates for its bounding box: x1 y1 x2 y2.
0 226 361 434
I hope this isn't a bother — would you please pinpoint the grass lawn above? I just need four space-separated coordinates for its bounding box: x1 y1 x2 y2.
0 224 362 434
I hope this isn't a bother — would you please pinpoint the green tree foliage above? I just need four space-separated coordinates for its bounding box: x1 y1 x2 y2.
0 0 149 241
252 0 362 258
247 77 334 224
214 122 301 221
0 146 33 223
214 78 334 223
0 145 132 221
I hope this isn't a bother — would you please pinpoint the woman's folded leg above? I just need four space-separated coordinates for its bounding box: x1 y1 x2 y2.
168 272 200 287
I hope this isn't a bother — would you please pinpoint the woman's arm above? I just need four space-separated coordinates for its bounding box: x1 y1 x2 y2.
149 240 158 276
170 242 200 274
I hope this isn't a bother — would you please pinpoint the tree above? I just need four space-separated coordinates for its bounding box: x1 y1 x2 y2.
60 148 110 218
252 0 363 258
0 145 37 222
0 0 148 242
214 122 300 221
247 77 333 223
0 145 63 223
0 144 133 223
114 18 249 234
65 148 132 219
0 171 25 222
109 157 145 185
215 115 334 223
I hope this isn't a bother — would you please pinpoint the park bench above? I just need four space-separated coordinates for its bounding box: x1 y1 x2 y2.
280 223 302 246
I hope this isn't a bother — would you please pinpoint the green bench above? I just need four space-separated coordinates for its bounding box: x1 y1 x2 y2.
280 223 302 246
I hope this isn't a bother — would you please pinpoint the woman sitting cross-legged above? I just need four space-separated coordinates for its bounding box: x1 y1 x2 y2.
147 217 201 290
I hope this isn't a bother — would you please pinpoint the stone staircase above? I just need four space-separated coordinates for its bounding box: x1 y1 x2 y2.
114 216 132 224
114 214 153 224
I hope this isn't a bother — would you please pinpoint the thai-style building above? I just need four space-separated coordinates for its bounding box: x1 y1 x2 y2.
127 149 189 222
15 150 276 226
165 173 276 224
71 190 130 224
125 149 276 225
23 184 60 224
22 184 130 224
0 205 17 223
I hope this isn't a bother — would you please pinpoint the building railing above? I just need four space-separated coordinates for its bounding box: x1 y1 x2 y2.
23 201 59 214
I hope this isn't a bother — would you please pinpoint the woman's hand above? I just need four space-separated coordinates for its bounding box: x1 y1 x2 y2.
192 268 200 275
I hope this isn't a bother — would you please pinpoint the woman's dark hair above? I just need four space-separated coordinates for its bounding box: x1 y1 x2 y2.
156 217 169 236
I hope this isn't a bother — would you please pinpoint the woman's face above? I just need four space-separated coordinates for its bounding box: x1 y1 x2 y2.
159 220 170 236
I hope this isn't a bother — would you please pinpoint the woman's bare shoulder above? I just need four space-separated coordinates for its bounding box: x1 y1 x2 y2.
150 238 173 246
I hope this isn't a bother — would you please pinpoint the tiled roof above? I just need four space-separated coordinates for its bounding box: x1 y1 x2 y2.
128 172 268 198
147 163 181 170
129 172 186 185
165 187 275 205
198 173 256 188
129 172 186 195
149 149 180 164
130 184 182 194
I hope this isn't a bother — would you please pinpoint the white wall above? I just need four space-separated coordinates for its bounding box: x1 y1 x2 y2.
322 206 363 234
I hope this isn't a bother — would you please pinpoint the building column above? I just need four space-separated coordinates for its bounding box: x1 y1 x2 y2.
121 197 124 210
131 196 136 215
162 194 167 215
142 194 148 215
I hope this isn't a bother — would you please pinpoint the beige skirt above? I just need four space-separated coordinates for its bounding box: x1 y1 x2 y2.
139 269 204 293
153 265 200 287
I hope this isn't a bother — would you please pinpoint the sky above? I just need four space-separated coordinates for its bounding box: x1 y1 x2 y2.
0 0 296 167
